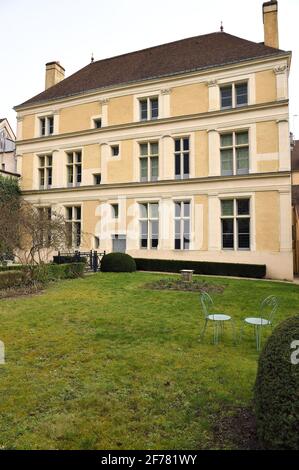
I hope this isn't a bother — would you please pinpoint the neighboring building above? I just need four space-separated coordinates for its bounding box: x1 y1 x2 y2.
291 140 299 274
14 0 293 280
0 118 18 177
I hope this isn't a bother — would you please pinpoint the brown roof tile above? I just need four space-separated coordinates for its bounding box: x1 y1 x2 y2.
16 32 288 109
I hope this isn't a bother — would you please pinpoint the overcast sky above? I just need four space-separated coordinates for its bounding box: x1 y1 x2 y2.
1 0 298 136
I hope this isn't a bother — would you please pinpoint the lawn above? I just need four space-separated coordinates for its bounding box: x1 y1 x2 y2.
0 272 298 450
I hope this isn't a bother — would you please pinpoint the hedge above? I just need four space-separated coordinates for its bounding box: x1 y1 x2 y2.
101 253 136 272
0 263 85 290
254 315 299 450
0 270 27 289
134 258 266 279
53 255 87 265
0 265 24 272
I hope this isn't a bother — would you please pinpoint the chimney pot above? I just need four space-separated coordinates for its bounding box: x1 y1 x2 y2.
263 0 279 49
45 61 65 90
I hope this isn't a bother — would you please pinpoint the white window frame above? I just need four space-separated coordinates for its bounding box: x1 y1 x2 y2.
65 205 82 248
139 202 159 250
38 154 53 189
111 203 119 219
66 150 82 187
220 198 251 251
174 200 191 250
139 96 159 121
139 141 159 182
220 81 249 110
174 136 190 180
39 115 54 136
220 130 250 176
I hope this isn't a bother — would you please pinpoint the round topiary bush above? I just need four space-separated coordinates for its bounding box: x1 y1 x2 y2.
100 252 136 273
254 315 299 449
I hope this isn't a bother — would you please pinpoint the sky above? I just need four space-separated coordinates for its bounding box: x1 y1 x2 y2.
1 0 298 137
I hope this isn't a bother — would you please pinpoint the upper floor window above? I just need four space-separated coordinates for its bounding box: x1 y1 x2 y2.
111 145 119 157
40 116 54 136
174 201 190 250
111 204 119 219
220 131 249 176
220 82 248 109
38 155 52 189
139 97 159 121
67 151 82 187
175 137 190 180
139 202 159 249
93 118 102 129
140 142 159 182
221 198 250 250
65 206 81 248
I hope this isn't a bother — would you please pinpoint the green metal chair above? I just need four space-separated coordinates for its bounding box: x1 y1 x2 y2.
199 292 235 344
242 295 278 351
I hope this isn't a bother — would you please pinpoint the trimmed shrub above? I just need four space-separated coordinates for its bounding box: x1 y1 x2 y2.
134 258 266 279
254 315 299 449
101 253 136 273
0 265 24 272
0 270 27 289
33 263 85 281
53 255 87 265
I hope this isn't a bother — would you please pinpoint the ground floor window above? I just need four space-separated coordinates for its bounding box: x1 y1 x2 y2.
139 202 159 249
65 206 81 248
221 198 250 250
37 207 52 247
174 201 190 250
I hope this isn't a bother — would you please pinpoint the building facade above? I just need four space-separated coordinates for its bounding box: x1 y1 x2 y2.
292 140 299 274
14 1 293 280
0 118 18 178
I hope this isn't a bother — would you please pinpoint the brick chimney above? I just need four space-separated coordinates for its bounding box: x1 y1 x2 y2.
45 61 65 90
263 1 279 49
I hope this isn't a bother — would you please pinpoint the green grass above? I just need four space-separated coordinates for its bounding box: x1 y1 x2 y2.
0 272 298 450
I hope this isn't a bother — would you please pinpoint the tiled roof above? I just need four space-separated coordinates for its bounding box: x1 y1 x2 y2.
292 140 299 171
17 31 287 108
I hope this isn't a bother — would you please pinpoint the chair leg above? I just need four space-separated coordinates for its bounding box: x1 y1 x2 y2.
199 319 208 342
231 319 237 345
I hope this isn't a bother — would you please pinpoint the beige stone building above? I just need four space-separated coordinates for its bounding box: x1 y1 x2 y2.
14 0 293 280
292 140 299 274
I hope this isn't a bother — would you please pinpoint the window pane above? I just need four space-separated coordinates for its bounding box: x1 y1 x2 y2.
140 100 148 120
150 157 158 180
39 156 45 167
175 238 181 250
76 152 82 163
67 153 73 164
150 98 159 119
48 117 54 134
183 153 189 177
74 222 81 247
237 199 250 215
140 203 148 219
47 155 52 166
150 203 159 219
68 166 73 184
150 142 158 155
221 149 233 175
175 219 181 249
221 86 232 108
236 83 248 106
175 139 181 152
237 218 250 249
175 202 181 218
75 207 81 220
47 168 52 186
184 202 190 217
66 207 72 220
40 118 46 135
140 221 148 248
222 219 234 249
140 158 148 181
221 134 233 147
140 143 148 156
183 138 189 151
175 154 181 177
39 169 44 186
221 200 234 216
236 147 249 174
236 131 248 145
151 220 159 248
76 165 82 183
112 204 119 218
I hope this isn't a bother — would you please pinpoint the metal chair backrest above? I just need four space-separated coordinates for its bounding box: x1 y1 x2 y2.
260 295 278 324
200 291 213 319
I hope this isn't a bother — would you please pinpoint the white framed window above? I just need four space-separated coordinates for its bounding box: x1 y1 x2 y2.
65 206 81 248
139 202 159 249
66 150 82 187
174 201 190 250
40 116 54 136
220 82 248 109
111 204 119 219
221 198 250 250
174 137 190 179
38 155 52 189
220 131 249 176
93 118 102 129
139 142 159 182
139 97 159 121
37 207 52 247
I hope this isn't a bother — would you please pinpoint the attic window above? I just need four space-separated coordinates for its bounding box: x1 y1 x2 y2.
40 116 54 136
